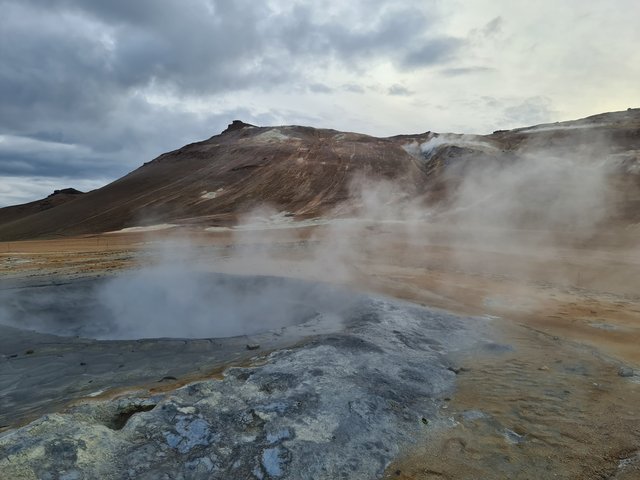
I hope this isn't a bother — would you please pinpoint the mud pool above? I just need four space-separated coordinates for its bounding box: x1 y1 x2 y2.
0 272 355 340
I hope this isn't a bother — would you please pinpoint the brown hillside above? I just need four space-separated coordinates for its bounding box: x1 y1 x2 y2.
0 188 85 229
0 109 639 240
0 124 431 240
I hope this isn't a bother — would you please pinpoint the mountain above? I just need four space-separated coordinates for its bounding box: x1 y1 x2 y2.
0 109 639 241
0 122 432 240
0 188 85 231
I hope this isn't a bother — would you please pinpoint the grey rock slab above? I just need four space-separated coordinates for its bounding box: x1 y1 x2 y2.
618 366 635 378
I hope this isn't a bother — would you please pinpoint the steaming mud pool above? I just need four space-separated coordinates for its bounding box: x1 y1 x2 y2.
0 273 501 479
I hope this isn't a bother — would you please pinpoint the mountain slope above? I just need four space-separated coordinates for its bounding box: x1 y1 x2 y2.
0 109 639 241
0 188 85 229
0 123 431 239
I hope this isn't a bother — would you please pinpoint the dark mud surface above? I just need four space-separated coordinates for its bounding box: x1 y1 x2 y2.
0 273 498 479
7 270 635 479
0 272 351 340
0 273 361 429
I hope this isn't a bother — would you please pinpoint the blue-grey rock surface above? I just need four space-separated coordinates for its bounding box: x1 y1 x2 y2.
0 276 494 479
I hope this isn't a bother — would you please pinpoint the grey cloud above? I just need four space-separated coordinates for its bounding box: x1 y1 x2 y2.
401 37 464 68
1 1 280 106
388 84 414 96
502 96 555 127
7 0 455 98
0 100 278 179
279 3 435 61
440 66 494 76
0 136 101 177
0 175 107 207
1 0 459 105
481 96 501 108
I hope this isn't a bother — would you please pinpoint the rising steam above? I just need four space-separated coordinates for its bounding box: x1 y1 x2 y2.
0 127 633 339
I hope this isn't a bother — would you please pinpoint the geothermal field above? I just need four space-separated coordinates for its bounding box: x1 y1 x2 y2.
1 111 640 479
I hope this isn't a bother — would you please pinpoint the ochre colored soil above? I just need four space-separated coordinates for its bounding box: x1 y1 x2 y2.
2 223 639 478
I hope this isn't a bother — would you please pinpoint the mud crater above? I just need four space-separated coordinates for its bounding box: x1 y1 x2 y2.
0 273 351 340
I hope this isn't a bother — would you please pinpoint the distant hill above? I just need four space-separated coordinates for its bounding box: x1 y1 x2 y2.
0 188 85 232
0 109 638 241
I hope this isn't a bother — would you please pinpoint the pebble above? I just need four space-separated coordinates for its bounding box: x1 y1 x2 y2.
618 366 634 378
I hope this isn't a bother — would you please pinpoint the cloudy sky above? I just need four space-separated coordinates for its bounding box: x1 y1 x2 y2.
1 0 639 206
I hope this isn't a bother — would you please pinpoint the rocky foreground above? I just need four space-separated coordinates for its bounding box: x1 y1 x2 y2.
0 274 500 479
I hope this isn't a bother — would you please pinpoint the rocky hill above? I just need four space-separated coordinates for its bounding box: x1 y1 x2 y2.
0 188 84 230
0 109 639 240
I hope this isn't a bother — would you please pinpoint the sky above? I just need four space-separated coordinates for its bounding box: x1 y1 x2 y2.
1 0 639 207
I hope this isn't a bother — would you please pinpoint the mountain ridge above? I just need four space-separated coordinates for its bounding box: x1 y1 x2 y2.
0 109 639 241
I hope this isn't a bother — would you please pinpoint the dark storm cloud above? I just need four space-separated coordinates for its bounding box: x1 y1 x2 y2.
0 139 103 177
0 1 281 130
0 0 462 205
342 83 366 93
2 0 458 109
308 83 334 94
481 16 503 37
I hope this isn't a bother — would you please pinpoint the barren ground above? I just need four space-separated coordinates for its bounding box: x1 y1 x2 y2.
1 223 639 478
